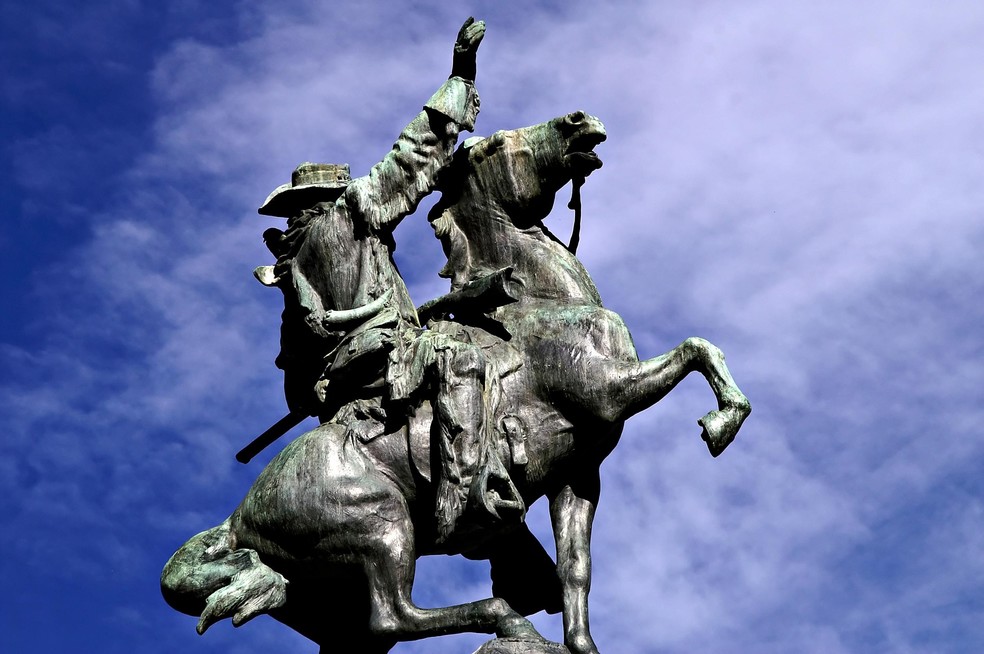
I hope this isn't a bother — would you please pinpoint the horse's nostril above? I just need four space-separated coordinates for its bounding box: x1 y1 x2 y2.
569 111 586 124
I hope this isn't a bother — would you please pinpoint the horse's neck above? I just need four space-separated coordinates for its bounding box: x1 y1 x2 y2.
461 203 603 306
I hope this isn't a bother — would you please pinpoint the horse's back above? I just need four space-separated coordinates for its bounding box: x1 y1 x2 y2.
503 302 638 363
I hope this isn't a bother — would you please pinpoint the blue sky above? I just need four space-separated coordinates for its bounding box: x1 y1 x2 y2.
2 1 982 653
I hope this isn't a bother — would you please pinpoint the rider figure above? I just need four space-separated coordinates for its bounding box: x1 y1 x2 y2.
254 19 520 542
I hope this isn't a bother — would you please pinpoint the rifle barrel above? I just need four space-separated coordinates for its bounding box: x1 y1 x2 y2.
236 411 308 464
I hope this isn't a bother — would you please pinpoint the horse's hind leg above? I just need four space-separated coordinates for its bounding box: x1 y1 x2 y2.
579 337 750 455
160 519 287 634
363 508 545 646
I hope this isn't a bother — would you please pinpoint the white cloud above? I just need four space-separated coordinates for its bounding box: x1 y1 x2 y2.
4 1 983 652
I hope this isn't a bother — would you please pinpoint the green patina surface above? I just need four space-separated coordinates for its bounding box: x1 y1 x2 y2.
162 17 750 654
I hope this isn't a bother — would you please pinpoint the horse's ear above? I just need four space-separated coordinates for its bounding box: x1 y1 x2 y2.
254 265 280 287
466 133 507 165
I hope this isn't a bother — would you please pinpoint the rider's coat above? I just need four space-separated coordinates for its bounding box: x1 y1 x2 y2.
271 76 522 542
275 77 479 414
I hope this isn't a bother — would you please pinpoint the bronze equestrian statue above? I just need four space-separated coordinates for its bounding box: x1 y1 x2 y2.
161 18 750 654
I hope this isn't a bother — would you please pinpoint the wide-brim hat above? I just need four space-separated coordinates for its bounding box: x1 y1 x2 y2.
258 162 352 217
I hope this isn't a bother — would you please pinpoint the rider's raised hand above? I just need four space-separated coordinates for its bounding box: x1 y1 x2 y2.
451 17 485 81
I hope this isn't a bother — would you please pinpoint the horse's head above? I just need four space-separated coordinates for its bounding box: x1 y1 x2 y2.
435 111 606 223
430 112 606 287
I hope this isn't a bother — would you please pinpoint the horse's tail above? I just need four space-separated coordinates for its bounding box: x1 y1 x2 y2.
161 518 287 634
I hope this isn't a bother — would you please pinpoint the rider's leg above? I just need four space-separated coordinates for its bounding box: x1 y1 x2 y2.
433 344 488 539
434 343 524 540
440 344 487 479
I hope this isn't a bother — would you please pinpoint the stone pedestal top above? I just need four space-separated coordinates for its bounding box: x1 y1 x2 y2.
472 638 570 654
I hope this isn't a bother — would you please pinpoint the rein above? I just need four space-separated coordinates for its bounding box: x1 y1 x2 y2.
567 175 585 254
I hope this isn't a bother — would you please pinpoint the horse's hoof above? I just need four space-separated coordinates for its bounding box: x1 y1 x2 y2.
698 401 749 457
196 553 287 634
566 632 601 654
496 613 546 642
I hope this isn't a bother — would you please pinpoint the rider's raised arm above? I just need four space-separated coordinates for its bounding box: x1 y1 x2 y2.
345 18 484 233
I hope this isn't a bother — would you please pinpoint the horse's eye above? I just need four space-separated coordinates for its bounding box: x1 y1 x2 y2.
569 111 586 124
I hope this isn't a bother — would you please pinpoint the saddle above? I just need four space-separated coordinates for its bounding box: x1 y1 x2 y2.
324 270 529 544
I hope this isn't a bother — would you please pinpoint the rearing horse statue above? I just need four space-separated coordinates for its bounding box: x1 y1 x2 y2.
420 110 751 651
161 109 750 654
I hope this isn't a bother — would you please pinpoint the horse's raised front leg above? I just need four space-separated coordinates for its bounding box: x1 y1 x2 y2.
686 337 752 456
551 474 601 654
579 337 750 455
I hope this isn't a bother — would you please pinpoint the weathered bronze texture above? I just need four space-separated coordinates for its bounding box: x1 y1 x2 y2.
162 18 750 654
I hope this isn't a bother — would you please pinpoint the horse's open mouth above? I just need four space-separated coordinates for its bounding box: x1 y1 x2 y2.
565 132 606 176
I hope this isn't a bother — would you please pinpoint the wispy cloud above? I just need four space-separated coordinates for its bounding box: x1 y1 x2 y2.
2 1 982 653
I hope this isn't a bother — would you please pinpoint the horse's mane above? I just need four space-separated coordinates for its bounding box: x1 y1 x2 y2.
428 143 473 240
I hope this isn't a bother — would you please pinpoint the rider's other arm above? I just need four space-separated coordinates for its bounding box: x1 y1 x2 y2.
344 77 479 234
345 18 484 233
